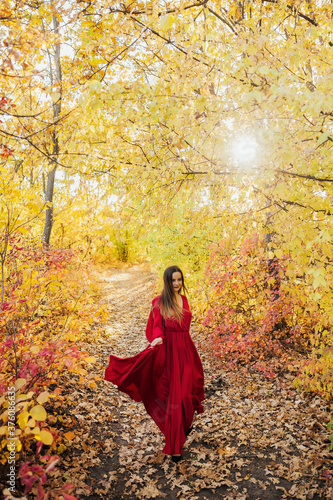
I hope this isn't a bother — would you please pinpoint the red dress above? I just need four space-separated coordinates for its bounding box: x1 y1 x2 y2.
104 294 205 455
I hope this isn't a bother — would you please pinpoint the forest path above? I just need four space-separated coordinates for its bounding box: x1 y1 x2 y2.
62 264 331 500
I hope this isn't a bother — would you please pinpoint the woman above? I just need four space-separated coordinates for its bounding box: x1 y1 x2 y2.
104 265 205 462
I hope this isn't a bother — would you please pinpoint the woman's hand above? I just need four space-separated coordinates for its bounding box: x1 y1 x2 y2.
149 337 163 348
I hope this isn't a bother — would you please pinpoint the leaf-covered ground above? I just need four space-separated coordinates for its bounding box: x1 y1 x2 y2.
47 264 333 499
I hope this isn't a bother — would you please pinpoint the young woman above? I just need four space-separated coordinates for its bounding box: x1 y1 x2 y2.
104 265 205 462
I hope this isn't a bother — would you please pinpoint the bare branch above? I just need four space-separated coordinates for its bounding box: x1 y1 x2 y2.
278 170 333 183
262 0 318 27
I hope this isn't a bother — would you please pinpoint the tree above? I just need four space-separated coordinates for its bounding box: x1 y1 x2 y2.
42 13 62 246
1 0 332 324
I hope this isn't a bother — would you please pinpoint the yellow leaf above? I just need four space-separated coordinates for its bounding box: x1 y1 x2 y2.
89 80 103 92
84 356 96 363
38 430 53 445
313 275 327 289
37 391 49 404
275 249 283 259
27 418 36 427
0 426 7 435
30 346 41 354
258 66 270 75
17 411 29 429
29 405 47 421
15 392 33 402
16 394 29 403
160 14 175 31
15 378 26 391
65 333 77 341
50 91 61 102
317 132 330 146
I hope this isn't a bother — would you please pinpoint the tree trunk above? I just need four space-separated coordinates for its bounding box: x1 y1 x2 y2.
265 199 280 301
42 12 62 247
42 163 57 246
266 232 280 301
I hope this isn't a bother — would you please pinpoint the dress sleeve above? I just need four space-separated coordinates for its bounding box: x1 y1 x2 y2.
146 301 165 343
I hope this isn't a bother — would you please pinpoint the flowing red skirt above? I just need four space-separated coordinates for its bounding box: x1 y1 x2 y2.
104 330 205 455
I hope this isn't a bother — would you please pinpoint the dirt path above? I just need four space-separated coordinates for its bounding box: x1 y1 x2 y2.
59 264 332 500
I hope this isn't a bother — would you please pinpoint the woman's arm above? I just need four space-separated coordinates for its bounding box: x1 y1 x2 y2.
146 299 165 347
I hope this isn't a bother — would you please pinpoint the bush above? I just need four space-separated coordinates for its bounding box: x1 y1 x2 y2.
0 230 107 497
200 234 321 377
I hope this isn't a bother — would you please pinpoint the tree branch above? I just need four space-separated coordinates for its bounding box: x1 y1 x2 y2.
207 7 237 34
278 170 333 183
262 0 318 27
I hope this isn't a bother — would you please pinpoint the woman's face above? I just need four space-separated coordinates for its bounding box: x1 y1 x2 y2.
172 271 182 294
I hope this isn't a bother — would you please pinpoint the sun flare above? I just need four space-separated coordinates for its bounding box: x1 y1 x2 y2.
231 137 258 165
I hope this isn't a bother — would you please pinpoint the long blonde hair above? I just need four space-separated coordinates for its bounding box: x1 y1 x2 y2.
158 265 188 324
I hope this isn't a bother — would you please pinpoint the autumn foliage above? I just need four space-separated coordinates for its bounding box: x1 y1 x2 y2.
1 0 333 495
200 234 328 379
0 230 107 498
